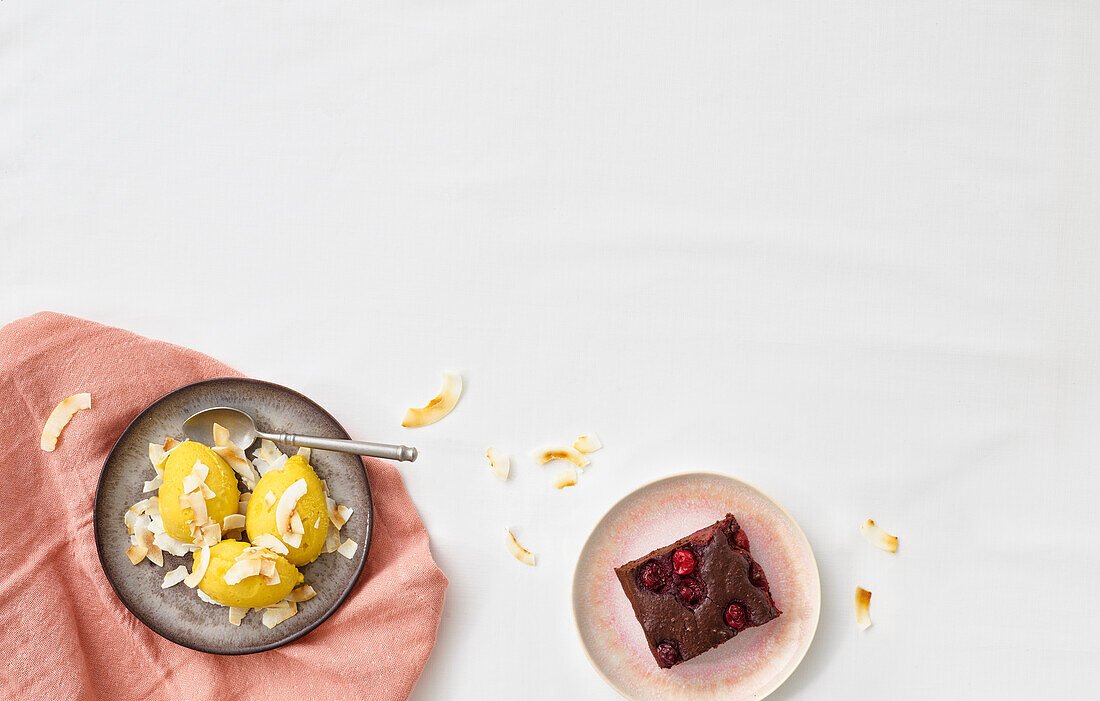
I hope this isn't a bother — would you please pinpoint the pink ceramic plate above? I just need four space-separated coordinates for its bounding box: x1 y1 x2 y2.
572 472 819 700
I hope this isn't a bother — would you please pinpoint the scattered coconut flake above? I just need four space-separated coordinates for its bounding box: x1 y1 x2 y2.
154 532 193 557
289 511 305 536
128 497 159 517
199 523 222 547
40 392 92 452
337 538 358 559
228 607 249 625
860 519 898 554
162 565 189 588
163 437 180 451
124 510 138 534
148 513 165 535
142 474 164 493
212 422 260 490
401 372 463 428
146 544 164 567
327 499 352 530
198 482 216 499
315 516 321 529
534 446 590 469
297 446 311 462
283 531 303 548
505 528 536 566
186 491 209 531
181 460 210 494
196 589 226 606
259 558 280 585
323 525 342 553
238 492 251 515
223 513 246 532
551 468 578 490
261 601 297 629
287 584 316 603
184 546 211 587
126 544 149 565
275 479 308 537
148 443 169 470
855 587 873 629
486 446 510 480
252 533 290 555
224 557 263 585
573 433 602 453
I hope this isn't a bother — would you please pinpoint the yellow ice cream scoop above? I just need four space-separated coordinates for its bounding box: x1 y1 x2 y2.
194 539 302 608
246 455 329 566
158 441 241 543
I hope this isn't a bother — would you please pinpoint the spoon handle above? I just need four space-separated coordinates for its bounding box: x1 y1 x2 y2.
258 431 417 462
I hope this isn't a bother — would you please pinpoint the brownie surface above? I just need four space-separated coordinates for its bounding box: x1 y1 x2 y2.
614 514 781 668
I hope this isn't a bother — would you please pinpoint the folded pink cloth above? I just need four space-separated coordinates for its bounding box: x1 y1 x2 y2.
0 312 447 701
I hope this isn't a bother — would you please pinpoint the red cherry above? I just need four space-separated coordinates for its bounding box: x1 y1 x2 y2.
655 641 681 667
677 577 705 605
725 602 747 630
639 561 665 591
672 548 696 575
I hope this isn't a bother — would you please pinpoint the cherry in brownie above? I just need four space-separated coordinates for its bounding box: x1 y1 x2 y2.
614 514 780 668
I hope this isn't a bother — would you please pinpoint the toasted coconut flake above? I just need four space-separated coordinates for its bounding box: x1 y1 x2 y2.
327 499 352 530
40 393 92 452
287 584 316 603
551 468 578 489
289 511 305 536
860 519 898 553
505 528 536 566
323 525 342 553
254 440 287 475
259 558 280 585
261 601 298 629
149 443 169 470
222 513 246 532
228 607 249 625
126 544 149 565
182 460 210 494
163 437 180 451
142 474 164 493
573 433 602 453
315 516 321 529
148 513 165 535
186 491 209 531
198 482 216 499
154 532 193 557
401 372 463 428
275 479 308 536
534 446 589 469
146 545 164 567
162 565 189 588
337 538 358 559
124 509 138 534
252 533 290 555
224 557 263 585
283 531 303 548
196 589 226 606
199 523 222 547
486 446 510 479
297 446 311 462
263 491 277 508
212 422 259 490
128 497 159 517
238 492 251 515
184 546 211 588
855 587 873 630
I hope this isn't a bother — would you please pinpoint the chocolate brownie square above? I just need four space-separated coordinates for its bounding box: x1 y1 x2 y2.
614 514 781 668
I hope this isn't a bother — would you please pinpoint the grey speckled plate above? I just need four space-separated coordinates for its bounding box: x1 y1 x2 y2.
94 378 373 654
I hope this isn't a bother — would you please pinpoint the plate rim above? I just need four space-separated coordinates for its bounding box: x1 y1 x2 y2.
93 376 375 655
570 470 821 701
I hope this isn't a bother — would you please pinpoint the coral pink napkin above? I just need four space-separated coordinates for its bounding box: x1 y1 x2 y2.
0 312 447 701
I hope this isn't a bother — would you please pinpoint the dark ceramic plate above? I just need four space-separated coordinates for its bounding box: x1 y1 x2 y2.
94 378 373 654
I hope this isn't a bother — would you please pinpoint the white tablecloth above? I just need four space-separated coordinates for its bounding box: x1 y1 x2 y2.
3 2 1097 698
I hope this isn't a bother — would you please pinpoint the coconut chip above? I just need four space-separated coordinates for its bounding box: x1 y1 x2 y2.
259 558 280 585
196 589 226 606
286 584 316 603
251 533 290 555
154 532 194 557
212 422 259 490
142 472 163 493
337 538 358 559
126 544 149 565
283 531 303 549
228 607 249 626
860 519 898 554
184 545 211 588
261 601 298 629
323 525 342 553
263 491 277 508
238 492 251 515
505 528 536 566
40 392 92 452
288 511 305 536
855 587 873 629
181 460 210 494
551 468 578 490
124 509 138 534
327 499 352 530
163 437 180 451
486 446 510 480
297 446 311 462
573 433 602 453
128 496 159 517
534 446 589 469
224 557 263 585
275 479 308 537
401 372 463 428
162 565 189 589
223 513 246 532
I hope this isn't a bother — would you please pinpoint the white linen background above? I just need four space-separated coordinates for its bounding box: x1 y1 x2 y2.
2 2 1098 699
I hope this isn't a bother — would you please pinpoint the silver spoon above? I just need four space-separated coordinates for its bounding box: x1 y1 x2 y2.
183 406 418 462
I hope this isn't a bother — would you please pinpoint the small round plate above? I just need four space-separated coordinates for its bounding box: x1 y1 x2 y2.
572 472 819 701
93 378 374 654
